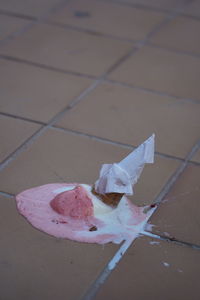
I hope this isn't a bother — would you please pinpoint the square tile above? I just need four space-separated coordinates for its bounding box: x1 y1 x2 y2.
56 82 200 158
0 0 62 17
0 128 179 206
151 16 200 55
109 45 200 100
0 115 40 163
148 164 200 245
0 195 118 300
0 23 132 76
0 59 92 122
50 0 165 40
182 0 200 18
95 236 200 300
0 14 29 41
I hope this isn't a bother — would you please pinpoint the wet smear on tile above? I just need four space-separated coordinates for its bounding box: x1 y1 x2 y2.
74 10 91 18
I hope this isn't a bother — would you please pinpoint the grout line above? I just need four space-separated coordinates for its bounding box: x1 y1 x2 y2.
47 20 137 44
0 111 198 166
0 9 36 20
153 139 200 205
0 19 38 47
0 0 70 48
148 42 200 60
106 79 200 104
46 18 200 62
82 237 135 300
0 55 97 80
52 126 187 163
0 112 46 125
0 126 47 171
141 230 200 250
0 79 101 172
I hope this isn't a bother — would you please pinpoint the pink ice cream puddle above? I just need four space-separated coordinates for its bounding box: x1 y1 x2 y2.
50 185 93 219
16 183 154 244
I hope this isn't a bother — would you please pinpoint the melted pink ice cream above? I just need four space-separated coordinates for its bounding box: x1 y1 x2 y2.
16 183 153 244
50 186 93 219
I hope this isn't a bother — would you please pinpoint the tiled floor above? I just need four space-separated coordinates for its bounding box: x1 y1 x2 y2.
0 0 200 299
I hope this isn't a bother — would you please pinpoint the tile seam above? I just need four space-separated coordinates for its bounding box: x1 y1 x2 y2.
0 112 198 165
106 79 200 103
0 9 36 20
0 79 101 172
0 111 46 125
141 230 200 250
148 42 200 60
152 139 200 205
51 126 189 162
0 0 70 48
45 21 200 60
0 54 97 80
1 53 200 105
47 20 137 44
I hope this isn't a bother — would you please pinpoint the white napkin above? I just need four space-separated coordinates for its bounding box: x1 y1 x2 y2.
95 134 155 195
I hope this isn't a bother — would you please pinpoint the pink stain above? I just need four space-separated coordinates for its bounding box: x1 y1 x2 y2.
16 183 151 244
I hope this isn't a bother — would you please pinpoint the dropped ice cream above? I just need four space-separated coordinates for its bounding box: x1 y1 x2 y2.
16 134 156 244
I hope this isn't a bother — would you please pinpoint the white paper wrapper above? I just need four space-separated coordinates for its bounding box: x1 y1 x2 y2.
95 134 155 195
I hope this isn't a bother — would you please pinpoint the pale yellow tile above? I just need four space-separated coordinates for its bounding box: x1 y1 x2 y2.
151 16 200 55
109 45 200 100
0 59 92 122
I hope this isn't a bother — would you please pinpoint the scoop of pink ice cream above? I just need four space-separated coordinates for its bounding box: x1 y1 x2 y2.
50 185 93 219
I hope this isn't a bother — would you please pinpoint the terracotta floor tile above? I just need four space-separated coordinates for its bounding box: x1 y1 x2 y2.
191 150 200 164
105 0 185 10
56 82 200 158
50 0 165 40
151 16 200 55
0 128 179 206
0 0 62 17
0 14 29 40
95 236 200 300
0 115 40 163
148 164 200 245
0 59 92 122
109 45 200 100
0 195 118 300
0 23 132 76
182 0 200 18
